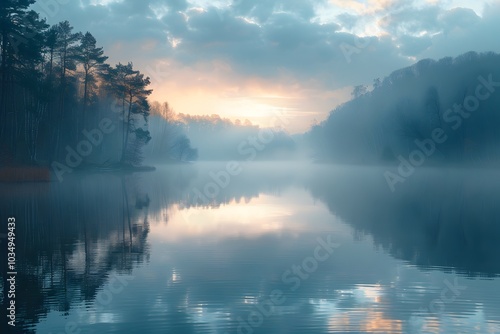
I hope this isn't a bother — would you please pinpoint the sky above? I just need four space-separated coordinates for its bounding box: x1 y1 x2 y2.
32 0 500 133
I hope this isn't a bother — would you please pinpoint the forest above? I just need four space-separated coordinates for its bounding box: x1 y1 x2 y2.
0 1 298 181
146 101 297 162
305 51 500 167
0 0 199 181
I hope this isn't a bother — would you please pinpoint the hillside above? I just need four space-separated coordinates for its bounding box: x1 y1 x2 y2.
306 51 500 166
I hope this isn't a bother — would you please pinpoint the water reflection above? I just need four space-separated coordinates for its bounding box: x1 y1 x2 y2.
2 163 500 333
1 174 150 333
306 165 500 276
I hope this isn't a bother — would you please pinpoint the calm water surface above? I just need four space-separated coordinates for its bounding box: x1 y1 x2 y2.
2 162 500 333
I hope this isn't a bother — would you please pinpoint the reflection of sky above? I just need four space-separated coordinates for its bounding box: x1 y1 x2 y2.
36 186 500 333
150 187 351 242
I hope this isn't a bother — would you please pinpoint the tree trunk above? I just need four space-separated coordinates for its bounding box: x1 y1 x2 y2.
81 67 89 136
121 93 133 162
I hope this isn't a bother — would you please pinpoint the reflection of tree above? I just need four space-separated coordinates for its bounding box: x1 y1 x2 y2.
306 167 500 277
159 163 297 210
0 174 150 332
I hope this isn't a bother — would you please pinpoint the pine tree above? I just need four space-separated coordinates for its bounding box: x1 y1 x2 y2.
0 0 48 163
105 62 152 163
75 32 108 115
52 21 81 154
55 21 81 113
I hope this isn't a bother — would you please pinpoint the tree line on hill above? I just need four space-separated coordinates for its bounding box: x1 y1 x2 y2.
306 51 500 167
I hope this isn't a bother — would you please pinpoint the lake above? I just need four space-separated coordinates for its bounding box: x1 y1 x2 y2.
3 162 500 333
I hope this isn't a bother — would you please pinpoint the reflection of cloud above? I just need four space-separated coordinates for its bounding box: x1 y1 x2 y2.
87 312 121 325
242 295 259 304
327 306 402 332
354 284 383 304
309 282 402 332
310 297 403 333
185 304 232 333
409 306 500 333
361 311 403 332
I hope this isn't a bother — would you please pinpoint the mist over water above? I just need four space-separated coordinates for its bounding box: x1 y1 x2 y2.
2 162 500 333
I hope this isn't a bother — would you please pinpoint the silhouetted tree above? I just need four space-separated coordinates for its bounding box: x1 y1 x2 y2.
75 32 108 115
0 3 157 170
351 84 367 98
0 1 49 163
104 62 152 163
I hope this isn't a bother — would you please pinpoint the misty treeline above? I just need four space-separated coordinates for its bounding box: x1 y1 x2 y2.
306 51 500 166
145 101 198 163
147 101 297 161
0 0 187 169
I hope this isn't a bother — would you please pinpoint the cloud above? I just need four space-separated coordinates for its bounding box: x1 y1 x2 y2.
397 35 433 55
231 0 325 21
39 0 497 83
33 0 500 131
417 2 500 59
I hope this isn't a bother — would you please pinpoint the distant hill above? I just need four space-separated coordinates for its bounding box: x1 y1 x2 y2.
306 51 500 166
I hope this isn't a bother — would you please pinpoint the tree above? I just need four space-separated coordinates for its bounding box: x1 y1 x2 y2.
0 9 156 170
171 136 198 161
75 32 108 115
0 0 38 110
55 21 81 112
0 0 48 163
103 62 135 135
151 101 175 120
123 127 152 166
351 85 367 98
43 25 58 85
106 62 152 163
